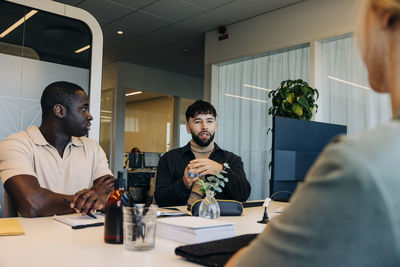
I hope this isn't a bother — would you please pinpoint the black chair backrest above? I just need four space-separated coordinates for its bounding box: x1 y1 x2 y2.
129 152 143 169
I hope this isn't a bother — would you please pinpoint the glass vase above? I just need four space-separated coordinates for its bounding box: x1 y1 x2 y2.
199 190 220 219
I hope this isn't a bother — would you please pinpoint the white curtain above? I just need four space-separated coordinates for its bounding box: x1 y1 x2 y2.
214 46 310 200
316 35 392 133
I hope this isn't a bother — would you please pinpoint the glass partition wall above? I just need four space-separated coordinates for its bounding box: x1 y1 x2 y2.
179 98 195 147
100 89 114 162
124 90 175 155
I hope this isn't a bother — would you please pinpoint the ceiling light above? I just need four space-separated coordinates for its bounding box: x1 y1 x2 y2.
117 31 123 35
328 76 371 91
74 45 90 53
125 91 143 96
0 10 38 38
225 93 267 103
243 84 272 92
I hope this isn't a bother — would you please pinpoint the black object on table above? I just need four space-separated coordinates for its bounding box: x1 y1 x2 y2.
175 234 258 267
241 201 264 208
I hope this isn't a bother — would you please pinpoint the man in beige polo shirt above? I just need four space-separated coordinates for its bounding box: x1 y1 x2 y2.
0 81 114 217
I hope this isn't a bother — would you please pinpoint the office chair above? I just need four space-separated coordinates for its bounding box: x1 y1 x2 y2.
128 147 143 170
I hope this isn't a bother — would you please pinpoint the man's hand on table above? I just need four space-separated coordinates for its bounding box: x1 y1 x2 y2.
71 175 115 215
91 175 115 196
71 189 105 215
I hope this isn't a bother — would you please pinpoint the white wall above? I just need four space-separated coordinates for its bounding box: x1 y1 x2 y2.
203 0 359 99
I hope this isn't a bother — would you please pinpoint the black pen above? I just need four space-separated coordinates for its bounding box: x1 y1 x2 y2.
62 198 97 219
72 222 104 229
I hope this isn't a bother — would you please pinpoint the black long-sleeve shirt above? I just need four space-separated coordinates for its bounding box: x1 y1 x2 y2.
154 142 251 207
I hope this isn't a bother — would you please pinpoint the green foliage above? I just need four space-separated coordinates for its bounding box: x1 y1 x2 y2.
268 79 319 120
196 163 230 194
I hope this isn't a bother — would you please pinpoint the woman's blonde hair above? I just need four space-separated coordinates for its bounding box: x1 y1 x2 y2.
357 0 400 50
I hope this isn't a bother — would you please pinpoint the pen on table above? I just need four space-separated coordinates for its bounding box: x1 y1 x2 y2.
62 198 97 219
72 222 104 230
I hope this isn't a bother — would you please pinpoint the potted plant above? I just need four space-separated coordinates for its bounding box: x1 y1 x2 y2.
268 79 319 120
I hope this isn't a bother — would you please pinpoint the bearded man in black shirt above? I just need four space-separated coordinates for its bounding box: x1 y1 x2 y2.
154 100 251 207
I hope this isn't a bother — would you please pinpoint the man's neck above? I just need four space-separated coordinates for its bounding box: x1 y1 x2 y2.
190 140 214 158
39 123 71 157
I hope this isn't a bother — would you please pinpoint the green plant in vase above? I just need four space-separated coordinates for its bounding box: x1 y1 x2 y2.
196 163 230 219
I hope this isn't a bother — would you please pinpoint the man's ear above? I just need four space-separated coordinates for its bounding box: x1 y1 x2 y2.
186 124 191 134
53 104 66 119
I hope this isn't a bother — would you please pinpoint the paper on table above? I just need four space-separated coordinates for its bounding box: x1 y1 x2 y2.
0 218 25 236
158 216 235 229
53 213 104 228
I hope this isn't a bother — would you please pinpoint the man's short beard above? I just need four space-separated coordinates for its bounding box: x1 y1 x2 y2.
192 132 215 147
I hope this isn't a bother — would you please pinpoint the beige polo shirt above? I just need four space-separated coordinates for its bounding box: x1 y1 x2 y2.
0 125 113 195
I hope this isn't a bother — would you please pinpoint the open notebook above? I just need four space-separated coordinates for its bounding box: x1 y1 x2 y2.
53 213 104 229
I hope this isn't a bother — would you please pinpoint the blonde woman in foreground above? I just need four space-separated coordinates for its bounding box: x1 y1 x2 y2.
226 0 400 266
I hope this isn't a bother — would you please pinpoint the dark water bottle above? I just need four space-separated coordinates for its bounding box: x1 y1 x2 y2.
104 171 125 244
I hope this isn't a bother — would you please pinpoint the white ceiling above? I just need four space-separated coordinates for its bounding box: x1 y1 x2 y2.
53 0 305 77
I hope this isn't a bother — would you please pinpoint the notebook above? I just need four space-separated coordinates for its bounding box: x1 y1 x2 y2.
53 214 104 229
0 218 25 236
156 216 236 244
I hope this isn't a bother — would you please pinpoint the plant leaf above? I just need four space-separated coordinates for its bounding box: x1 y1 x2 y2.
314 88 319 99
286 92 294 104
291 103 303 117
297 96 309 108
281 100 291 112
